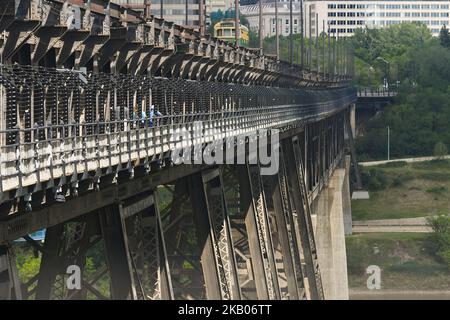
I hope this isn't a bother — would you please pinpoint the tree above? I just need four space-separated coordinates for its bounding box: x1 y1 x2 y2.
427 214 450 269
439 25 450 48
433 141 448 159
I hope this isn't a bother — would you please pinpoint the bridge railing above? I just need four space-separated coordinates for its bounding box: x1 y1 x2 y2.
357 88 397 98
0 66 356 198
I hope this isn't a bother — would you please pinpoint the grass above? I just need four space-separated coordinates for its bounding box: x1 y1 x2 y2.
346 233 450 290
352 159 450 220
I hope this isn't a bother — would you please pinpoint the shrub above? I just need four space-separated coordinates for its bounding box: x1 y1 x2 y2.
391 177 403 187
379 161 408 168
427 214 450 269
433 141 448 159
425 186 448 194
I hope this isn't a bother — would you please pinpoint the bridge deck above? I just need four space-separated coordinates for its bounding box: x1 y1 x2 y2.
0 66 355 203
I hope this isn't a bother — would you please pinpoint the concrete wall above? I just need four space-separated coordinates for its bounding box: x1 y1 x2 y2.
311 165 350 300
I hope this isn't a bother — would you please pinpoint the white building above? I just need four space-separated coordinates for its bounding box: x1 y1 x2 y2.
306 0 450 37
241 0 450 38
112 0 236 27
240 1 304 37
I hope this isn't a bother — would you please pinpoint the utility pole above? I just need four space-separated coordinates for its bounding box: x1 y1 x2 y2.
315 14 319 72
235 0 240 44
186 0 189 26
259 0 264 51
199 0 205 36
300 0 304 68
322 20 325 75
327 22 331 80
308 5 312 70
289 0 293 65
275 0 279 59
144 0 151 20
161 0 164 19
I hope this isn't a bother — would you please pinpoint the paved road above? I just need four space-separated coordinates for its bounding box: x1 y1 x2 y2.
350 289 450 300
352 217 432 233
359 155 450 167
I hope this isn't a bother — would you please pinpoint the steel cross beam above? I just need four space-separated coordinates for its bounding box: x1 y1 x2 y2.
281 136 324 300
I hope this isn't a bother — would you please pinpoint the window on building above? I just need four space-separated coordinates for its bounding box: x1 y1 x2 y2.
422 12 430 17
412 12 420 17
338 20 346 25
441 5 449 9
328 12 336 17
441 12 449 17
357 12 365 17
337 4 346 9
294 19 298 24
347 12 355 17
402 5 410 9
421 5 430 9
356 4 365 9
431 12 439 17
404 12 411 17
337 12 345 17
431 5 439 9
412 5 420 9
357 20 364 25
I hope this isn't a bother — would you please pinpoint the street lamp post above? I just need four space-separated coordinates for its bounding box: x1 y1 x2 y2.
376 56 390 90
387 125 390 161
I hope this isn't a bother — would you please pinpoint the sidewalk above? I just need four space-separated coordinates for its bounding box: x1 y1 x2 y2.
359 155 450 167
352 217 432 233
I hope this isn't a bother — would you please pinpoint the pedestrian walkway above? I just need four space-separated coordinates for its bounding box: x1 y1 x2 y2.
352 217 432 233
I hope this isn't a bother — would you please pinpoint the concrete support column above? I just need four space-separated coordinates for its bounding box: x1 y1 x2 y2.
314 168 349 300
342 155 353 235
350 103 356 137
0 245 22 300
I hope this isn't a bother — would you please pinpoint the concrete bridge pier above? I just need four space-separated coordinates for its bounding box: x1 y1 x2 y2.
0 245 22 300
311 158 350 300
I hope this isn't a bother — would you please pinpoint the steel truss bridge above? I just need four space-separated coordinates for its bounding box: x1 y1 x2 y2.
0 0 357 300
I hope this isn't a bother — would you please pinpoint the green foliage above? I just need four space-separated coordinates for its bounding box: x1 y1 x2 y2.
378 161 407 168
391 177 403 187
427 214 450 269
14 246 41 284
433 141 448 159
425 186 448 194
439 25 450 48
353 24 450 160
363 168 388 191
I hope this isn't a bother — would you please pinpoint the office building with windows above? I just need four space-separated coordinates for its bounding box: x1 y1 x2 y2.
240 0 450 38
304 1 450 37
113 0 235 27
240 1 304 37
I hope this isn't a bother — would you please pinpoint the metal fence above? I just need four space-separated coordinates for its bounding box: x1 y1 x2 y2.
0 65 355 196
